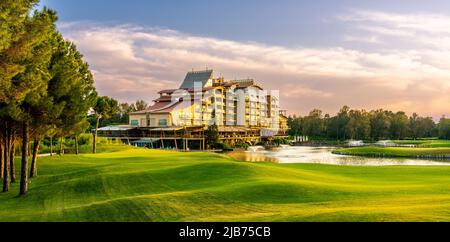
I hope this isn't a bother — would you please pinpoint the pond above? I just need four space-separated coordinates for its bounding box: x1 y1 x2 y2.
226 146 450 166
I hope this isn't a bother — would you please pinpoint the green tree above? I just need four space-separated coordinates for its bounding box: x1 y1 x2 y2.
287 115 303 137
336 106 350 140
0 0 40 192
205 124 219 149
302 109 325 138
119 102 136 124
346 109 370 140
92 96 119 154
134 100 148 111
437 116 450 140
409 113 436 139
390 111 409 139
4 6 58 195
369 110 391 141
1 1 97 195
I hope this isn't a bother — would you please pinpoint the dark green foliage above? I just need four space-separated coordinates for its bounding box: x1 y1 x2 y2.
92 96 119 153
214 142 233 151
437 117 450 140
205 124 219 149
272 137 289 146
289 106 441 141
1 0 97 195
235 141 250 149
86 100 148 131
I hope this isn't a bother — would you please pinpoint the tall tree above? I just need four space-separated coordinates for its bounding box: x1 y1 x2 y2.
437 116 450 140
1 1 57 195
390 111 409 140
119 102 136 124
336 106 350 140
16 8 58 195
346 109 370 140
287 115 303 137
1 1 97 195
134 100 148 111
369 110 391 141
1 0 40 192
302 109 325 138
205 124 219 149
92 96 119 154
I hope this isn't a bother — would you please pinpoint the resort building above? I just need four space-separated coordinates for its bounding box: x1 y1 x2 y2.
100 69 288 150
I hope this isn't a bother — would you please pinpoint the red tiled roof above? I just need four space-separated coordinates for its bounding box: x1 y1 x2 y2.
154 96 173 102
158 89 179 94
150 102 182 113
131 100 186 114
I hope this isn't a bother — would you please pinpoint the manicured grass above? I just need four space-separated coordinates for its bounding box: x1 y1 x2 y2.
335 146 450 158
392 139 450 148
2 144 450 221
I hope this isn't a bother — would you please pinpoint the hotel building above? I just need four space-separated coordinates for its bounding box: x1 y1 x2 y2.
99 70 288 150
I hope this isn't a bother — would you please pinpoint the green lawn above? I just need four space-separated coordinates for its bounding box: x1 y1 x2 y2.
2 144 450 221
392 139 450 148
335 146 450 158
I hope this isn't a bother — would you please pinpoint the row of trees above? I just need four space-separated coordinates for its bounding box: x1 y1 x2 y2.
437 117 450 140
0 0 97 195
89 99 150 154
88 99 148 131
288 106 449 141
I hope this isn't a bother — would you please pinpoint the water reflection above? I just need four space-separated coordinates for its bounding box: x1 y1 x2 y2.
226 146 450 166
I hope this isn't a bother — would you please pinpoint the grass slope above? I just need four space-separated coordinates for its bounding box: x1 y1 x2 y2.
392 140 450 148
335 146 450 158
2 144 450 221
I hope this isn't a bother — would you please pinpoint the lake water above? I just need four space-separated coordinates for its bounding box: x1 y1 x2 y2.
226 146 450 166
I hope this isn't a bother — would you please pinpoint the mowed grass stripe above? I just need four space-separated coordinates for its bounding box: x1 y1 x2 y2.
2 144 450 221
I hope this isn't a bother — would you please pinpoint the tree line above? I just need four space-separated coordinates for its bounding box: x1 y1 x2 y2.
0 0 97 195
0 2 153 195
288 106 450 141
88 99 148 131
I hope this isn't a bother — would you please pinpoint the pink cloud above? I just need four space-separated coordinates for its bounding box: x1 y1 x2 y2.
60 21 450 118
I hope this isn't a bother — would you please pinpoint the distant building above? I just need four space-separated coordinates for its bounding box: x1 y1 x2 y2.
99 69 288 150
129 69 285 133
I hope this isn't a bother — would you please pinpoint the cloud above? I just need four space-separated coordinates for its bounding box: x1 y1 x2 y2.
339 9 450 50
344 35 381 44
59 18 450 118
339 9 450 35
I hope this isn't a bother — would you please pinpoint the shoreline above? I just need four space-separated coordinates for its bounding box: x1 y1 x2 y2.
332 151 450 160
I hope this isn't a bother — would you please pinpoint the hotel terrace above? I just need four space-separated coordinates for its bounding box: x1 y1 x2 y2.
98 69 289 150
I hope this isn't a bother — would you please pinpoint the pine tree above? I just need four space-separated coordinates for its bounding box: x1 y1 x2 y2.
92 97 119 154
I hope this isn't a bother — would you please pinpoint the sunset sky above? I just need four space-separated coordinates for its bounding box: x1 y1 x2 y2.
39 0 450 119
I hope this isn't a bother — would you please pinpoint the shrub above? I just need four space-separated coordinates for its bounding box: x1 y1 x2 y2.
273 137 290 146
78 133 93 145
214 142 233 150
235 141 250 149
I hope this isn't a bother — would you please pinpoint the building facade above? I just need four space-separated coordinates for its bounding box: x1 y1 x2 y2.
129 69 286 137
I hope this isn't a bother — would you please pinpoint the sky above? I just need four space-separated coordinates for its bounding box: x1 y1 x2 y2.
38 0 450 118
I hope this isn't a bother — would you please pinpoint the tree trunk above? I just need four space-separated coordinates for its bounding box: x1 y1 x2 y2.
20 122 29 196
75 136 79 155
50 136 53 156
9 138 15 183
0 142 3 179
93 116 100 154
3 123 10 192
59 137 64 155
30 138 40 178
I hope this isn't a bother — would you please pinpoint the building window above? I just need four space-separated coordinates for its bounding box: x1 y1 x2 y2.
131 120 139 126
158 119 168 126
